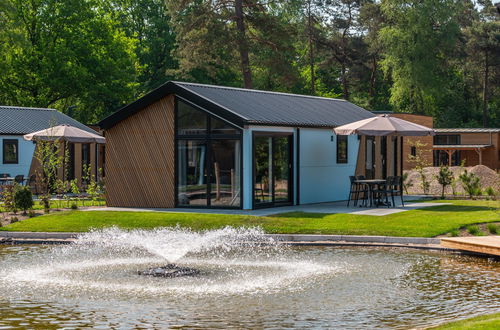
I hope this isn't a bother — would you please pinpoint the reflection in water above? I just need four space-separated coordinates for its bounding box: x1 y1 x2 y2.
0 228 499 329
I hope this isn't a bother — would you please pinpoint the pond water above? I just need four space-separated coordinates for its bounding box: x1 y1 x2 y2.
0 227 499 329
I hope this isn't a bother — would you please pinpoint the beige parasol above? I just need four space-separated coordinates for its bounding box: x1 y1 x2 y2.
23 124 105 143
333 114 435 136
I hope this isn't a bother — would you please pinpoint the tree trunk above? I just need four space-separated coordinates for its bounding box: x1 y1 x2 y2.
307 0 315 95
369 56 377 109
341 63 349 100
235 0 252 89
482 50 489 127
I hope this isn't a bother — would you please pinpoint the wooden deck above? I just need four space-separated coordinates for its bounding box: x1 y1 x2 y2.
441 236 500 256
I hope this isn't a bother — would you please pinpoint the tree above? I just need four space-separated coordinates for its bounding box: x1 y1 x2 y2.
0 0 139 123
166 0 299 90
379 0 462 116
436 166 454 199
464 20 500 127
316 0 365 100
106 0 178 93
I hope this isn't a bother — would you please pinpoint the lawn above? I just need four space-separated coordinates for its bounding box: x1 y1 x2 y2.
1 200 499 237
431 313 500 329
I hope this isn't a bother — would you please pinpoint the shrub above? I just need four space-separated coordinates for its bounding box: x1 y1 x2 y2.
467 225 483 236
485 187 496 198
14 186 33 216
1 184 18 214
459 170 481 199
487 223 498 234
71 203 78 210
450 229 459 237
435 166 454 199
28 210 36 218
10 216 19 223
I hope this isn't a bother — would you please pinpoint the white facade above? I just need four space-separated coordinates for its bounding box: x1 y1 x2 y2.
0 135 36 178
298 128 358 204
241 126 359 210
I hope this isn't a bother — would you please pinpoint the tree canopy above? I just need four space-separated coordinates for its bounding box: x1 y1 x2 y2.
0 0 498 127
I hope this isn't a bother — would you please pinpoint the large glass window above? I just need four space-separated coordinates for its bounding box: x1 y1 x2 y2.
210 140 241 207
82 143 91 179
177 100 207 135
434 135 460 145
2 139 18 164
176 98 242 208
177 140 208 206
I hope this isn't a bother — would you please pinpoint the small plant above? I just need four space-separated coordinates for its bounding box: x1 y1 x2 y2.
71 203 78 210
450 178 458 196
459 170 481 199
1 184 18 214
487 223 498 234
485 187 495 198
14 186 34 216
28 210 36 218
467 225 483 236
435 166 454 199
402 172 413 195
450 229 459 237
10 216 19 223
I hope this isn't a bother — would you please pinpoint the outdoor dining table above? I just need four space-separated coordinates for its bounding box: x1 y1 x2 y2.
354 179 387 208
0 177 14 185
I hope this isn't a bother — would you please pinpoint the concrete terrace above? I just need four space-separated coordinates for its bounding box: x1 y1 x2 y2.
84 197 447 217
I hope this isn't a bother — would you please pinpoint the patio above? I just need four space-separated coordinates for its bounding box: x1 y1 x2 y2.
84 196 446 217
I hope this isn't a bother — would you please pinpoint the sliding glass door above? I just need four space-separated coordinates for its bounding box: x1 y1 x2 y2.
253 134 292 207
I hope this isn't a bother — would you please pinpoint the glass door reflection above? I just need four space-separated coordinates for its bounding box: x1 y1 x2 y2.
253 134 292 207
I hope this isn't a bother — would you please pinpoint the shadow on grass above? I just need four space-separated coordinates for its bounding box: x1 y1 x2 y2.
271 204 498 219
271 212 333 219
413 204 498 213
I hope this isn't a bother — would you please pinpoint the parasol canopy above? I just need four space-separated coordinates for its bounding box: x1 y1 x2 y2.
23 124 105 144
333 114 435 136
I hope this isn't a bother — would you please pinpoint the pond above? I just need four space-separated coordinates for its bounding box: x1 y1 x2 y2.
0 227 499 329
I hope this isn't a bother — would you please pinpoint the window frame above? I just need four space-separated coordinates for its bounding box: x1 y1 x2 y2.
336 135 348 164
2 139 19 164
174 96 243 209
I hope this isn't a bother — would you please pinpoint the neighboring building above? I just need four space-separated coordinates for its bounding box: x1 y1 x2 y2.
369 112 500 171
99 81 376 210
0 106 103 185
433 128 500 170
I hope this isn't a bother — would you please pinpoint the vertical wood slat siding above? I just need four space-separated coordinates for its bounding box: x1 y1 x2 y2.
104 95 175 208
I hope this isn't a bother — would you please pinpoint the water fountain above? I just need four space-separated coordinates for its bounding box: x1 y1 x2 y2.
0 227 499 328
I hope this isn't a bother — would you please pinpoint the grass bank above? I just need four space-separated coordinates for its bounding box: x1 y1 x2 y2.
1 200 499 237
430 313 500 329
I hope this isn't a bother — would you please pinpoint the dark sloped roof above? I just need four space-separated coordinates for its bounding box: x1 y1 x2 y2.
435 128 500 133
99 81 374 129
0 106 95 135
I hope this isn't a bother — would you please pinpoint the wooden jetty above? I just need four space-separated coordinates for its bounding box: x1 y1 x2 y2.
441 236 500 256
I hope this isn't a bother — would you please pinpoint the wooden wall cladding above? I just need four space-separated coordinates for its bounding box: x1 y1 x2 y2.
104 95 175 207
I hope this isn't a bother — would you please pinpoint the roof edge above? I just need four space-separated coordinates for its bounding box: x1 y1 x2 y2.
99 81 250 129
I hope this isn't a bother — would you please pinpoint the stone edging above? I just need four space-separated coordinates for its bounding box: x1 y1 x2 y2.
0 231 440 245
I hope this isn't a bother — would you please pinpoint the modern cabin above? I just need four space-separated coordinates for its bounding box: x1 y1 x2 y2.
99 81 380 210
0 106 104 186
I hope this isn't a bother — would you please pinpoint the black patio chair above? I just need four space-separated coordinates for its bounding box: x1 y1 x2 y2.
348 176 367 207
14 175 25 185
389 176 404 207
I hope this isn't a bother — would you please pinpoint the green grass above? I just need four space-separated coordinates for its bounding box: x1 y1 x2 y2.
430 313 500 329
1 200 499 237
